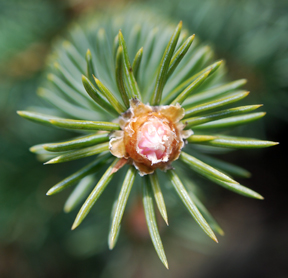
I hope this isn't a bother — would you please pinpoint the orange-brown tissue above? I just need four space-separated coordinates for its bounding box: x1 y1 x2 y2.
109 99 193 176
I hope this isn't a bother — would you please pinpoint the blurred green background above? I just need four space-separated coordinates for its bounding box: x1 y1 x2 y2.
0 0 287 277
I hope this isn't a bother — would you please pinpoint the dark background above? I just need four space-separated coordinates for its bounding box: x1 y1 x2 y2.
0 0 287 277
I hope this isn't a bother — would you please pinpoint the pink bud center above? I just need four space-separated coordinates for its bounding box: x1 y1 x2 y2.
137 117 175 165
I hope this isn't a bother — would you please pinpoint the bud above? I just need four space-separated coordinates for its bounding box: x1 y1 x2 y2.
109 99 193 175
